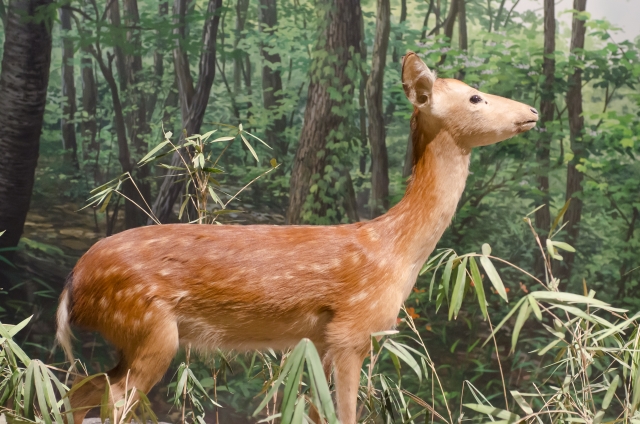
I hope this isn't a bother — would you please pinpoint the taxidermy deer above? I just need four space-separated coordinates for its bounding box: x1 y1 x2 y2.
56 52 538 423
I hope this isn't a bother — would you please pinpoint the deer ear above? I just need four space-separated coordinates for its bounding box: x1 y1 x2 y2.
402 52 436 107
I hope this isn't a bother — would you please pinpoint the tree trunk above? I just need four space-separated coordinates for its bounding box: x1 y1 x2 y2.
81 55 98 157
59 5 78 168
366 0 390 217
420 0 435 41
122 0 151 227
458 0 467 50
561 0 587 281
147 0 168 122
150 0 223 224
107 0 127 91
534 0 555 277
442 0 459 42
391 0 406 63
258 0 287 159
286 0 362 224
0 0 52 250
234 0 249 95
456 0 467 80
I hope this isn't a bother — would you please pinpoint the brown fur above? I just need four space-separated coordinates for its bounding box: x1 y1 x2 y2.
56 52 538 423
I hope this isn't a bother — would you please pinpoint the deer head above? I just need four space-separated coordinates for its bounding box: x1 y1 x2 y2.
402 52 538 148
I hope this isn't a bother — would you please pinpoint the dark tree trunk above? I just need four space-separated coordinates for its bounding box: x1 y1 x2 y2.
234 0 249 96
561 0 587 281
534 0 555 277
150 0 223 223
442 0 459 42
458 0 467 50
0 0 52 250
366 0 390 217
286 0 362 224
456 0 467 80
107 0 127 91
123 0 151 227
391 0 406 63
81 55 98 162
258 0 287 159
147 0 168 122
420 0 435 41
59 6 78 168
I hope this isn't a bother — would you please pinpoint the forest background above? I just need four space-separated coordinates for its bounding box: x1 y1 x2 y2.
0 0 638 422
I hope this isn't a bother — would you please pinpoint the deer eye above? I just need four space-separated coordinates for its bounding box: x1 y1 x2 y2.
417 94 429 104
470 95 483 104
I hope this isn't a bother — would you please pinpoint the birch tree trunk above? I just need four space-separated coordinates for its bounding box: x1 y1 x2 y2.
366 0 390 216
286 0 362 224
0 0 52 250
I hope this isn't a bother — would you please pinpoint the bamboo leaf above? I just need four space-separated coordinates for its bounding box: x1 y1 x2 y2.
33 362 53 424
549 198 571 236
530 291 611 307
546 238 563 260
241 133 259 162
304 340 337 423
469 257 488 320
24 361 35 420
537 338 563 356
280 349 305 424
428 250 452 300
550 241 576 252
510 391 533 415
449 257 468 320
441 254 455 302
178 196 190 221
480 255 508 302
482 297 527 347
200 129 217 142
244 130 272 149
528 297 542 321
211 136 235 143
385 340 422 382
481 243 491 256
138 140 169 164
602 375 619 410
511 302 531 353
253 341 306 416
464 403 520 422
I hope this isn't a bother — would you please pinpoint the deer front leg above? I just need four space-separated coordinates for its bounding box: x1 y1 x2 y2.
333 349 365 424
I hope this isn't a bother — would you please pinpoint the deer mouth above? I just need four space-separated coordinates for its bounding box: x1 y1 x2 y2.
516 120 537 132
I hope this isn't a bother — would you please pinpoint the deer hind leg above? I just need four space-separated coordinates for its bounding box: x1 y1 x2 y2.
333 348 366 424
70 319 179 423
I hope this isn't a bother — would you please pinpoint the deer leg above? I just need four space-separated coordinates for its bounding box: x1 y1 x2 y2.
333 349 365 424
69 319 179 423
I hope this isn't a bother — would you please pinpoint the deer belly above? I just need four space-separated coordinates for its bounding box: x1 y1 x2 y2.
175 306 334 352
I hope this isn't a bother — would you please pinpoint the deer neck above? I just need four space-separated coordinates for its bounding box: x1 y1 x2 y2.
373 115 470 269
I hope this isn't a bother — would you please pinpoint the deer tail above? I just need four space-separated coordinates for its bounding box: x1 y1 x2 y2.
56 273 75 365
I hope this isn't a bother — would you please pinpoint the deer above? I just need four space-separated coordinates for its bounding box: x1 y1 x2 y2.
56 52 538 423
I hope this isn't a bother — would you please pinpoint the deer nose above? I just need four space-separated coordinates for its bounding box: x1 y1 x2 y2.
530 107 538 115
